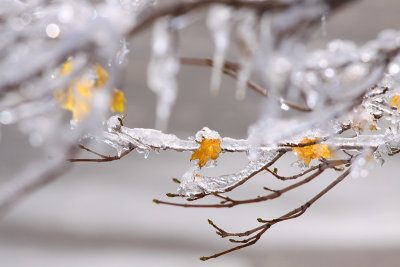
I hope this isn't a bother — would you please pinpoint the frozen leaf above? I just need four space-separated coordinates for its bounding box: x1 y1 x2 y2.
60 59 72 75
111 88 125 113
293 137 331 167
54 78 94 122
55 60 125 122
190 138 221 168
389 94 400 110
93 63 109 87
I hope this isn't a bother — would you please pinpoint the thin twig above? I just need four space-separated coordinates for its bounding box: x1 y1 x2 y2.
265 164 320 180
180 56 313 112
128 0 290 38
201 167 351 260
154 160 348 208
68 147 135 162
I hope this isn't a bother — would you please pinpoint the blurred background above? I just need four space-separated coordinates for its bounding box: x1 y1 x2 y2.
1 0 400 266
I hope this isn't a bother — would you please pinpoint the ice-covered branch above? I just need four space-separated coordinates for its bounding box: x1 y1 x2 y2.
3 0 400 261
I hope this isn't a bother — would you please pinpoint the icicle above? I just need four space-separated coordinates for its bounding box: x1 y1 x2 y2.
116 38 130 65
206 4 232 95
235 9 258 100
257 13 273 90
147 17 180 131
321 12 327 37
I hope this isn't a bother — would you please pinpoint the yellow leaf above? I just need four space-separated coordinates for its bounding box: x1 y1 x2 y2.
293 137 331 167
390 94 400 110
55 60 125 122
110 88 125 113
190 138 221 168
54 78 95 122
60 60 72 75
71 98 91 122
94 63 109 87
75 78 94 97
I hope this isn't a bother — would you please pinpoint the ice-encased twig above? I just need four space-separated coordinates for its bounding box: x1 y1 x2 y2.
99 115 400 155
94 116 280 154
92 114 400 197
178 151 279 197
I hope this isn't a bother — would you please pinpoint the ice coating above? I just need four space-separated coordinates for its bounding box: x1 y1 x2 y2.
249 27 400 148
178 151 279 197
121 127 197 151
4 0 400 216
195 127 221 142
177 160 202 197
304 40 359 69
101 114 400 158
101 117 280 154
103 116 199 152
325 135 390 149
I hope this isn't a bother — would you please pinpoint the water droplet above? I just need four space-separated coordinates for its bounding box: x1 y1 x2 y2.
280 102 290 111
389 63 400 75
0 111 16 125
318 59 328 69
46 23 60 39
360 169 368 178
324 68 335 78
58 5 74 23
29 132 43 147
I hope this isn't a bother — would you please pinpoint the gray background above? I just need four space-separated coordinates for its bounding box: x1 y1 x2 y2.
1 0 400 266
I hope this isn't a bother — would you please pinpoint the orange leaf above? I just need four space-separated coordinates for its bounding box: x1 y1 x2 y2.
390 94 400 110
293 138 331 167
190 138 221 168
